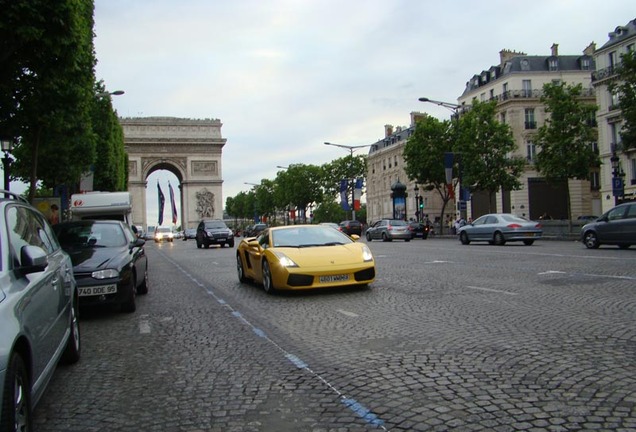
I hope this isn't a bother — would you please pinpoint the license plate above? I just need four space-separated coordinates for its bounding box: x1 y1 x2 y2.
525 233 535 237
319 274 349 283
79 285 117 296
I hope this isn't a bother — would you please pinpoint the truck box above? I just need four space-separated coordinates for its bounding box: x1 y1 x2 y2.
70 191 132 225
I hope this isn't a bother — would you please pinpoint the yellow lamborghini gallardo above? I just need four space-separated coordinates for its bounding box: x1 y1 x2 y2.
236 224 375 293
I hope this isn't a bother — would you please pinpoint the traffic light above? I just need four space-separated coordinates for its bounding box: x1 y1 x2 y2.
418 196 424 209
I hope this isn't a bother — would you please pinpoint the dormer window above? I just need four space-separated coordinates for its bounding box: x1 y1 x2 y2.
521 59 530 71
581 58 591 70
548 58 558 71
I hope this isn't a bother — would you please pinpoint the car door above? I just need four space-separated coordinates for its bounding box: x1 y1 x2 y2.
468 215 489 240
598 205 628 243
620 204 636 243
5 204 71 382
124 223 147 289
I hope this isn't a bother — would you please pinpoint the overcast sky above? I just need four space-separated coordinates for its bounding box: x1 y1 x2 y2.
89 0 632 227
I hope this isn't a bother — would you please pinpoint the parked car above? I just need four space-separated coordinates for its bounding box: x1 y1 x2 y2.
236 224 375 293
53 220 149 312
182 228 197 240
580 202 636 249
457 213 542 246
196 219 235 248
339 220 362 236
0 191 81 430
408 221 430 239
154 226 174 242
243 223 268 238
366 219 412 242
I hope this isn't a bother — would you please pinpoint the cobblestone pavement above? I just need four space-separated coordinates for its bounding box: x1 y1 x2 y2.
33 238 636 431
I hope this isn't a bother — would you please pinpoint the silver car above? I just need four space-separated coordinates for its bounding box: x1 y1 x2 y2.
457 213 542 245
1 191 80 430
366 219 412 242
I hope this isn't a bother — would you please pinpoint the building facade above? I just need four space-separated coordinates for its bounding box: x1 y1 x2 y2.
458 44 600 220
592 18 636 212
366 113 446 224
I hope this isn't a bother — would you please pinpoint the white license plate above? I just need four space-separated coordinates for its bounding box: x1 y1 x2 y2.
319 274 350 283
79 285 117 296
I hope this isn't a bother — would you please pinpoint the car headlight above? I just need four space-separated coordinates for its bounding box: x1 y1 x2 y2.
361 245 374 262
92 269 119 279
168 232 174 238
273 251 298 267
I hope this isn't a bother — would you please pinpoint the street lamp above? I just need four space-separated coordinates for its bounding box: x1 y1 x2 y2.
96 90 125 98
418 97 468 221
323 141 372 221
414 184 420 222
1 138 14 195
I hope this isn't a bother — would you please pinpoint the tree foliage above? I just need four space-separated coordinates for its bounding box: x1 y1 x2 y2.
403 115 456 231
1 0 98 202
534 82 599 220
457 99 525 210
610 50 636 151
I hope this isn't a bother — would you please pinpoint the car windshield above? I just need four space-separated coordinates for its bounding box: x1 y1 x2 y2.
157 227 172 233
389 220 408 226
55 222 126 248
271 226 353 247
205 222 227 229
500 214 530 223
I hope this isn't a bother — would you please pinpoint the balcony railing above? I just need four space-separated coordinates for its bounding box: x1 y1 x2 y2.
592 65 617 82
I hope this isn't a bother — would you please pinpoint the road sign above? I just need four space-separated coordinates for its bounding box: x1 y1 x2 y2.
612 177 624 197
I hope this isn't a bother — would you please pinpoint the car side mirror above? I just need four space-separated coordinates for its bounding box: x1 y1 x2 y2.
19 245 49 274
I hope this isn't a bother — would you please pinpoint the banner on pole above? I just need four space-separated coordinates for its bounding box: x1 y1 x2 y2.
157 181 165 226
340 179 351 211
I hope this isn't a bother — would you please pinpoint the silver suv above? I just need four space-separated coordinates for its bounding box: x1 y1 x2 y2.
0 191 81 430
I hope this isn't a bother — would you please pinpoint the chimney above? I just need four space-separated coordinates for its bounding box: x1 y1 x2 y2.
583 42 596 56
551 43 559 57
384 124 393 137
499 49 527 66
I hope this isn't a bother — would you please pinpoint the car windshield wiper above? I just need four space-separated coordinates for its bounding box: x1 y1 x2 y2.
323 242 345 246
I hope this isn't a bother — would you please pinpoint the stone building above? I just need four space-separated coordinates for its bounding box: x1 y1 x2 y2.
365 112 446 224
592 18 636 212
458 44 600 220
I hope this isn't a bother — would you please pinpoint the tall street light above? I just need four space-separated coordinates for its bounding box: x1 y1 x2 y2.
96 90 125 98
418 97 468 220
324 142 372 221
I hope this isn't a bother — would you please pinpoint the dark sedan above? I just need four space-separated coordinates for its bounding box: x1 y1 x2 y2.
53 220 149 312
457 213 542 246
196 219 235 248
580 202 636 249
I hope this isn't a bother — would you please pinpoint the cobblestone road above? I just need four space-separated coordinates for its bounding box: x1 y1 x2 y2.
33 238 636 431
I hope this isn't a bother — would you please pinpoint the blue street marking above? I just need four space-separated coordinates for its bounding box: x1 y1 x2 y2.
341 398 384 426
253 328 267 338
285 354 308 369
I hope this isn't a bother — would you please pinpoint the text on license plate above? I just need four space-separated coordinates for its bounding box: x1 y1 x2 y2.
319 274 350 283
79 285 117 296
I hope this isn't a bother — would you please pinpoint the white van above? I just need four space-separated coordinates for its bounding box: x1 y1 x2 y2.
70 191 133 225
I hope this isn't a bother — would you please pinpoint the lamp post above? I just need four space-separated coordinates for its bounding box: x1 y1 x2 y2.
610 147 624 206
414 184 420 222
324 142 372 222
418 97 468 221
96 90 125 98
1 138 14 195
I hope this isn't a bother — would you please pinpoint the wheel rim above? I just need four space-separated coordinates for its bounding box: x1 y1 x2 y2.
494 232 504 245
70 299 80 353
585 232 598 248
236 255 244 280
460 232 468 243
263 261 272 292
14 369 28 431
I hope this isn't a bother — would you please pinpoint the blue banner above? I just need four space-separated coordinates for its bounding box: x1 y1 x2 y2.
340 179 351 211
157 181 165 226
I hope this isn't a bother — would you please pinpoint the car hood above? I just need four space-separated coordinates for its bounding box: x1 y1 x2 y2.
65 246 128 272
274 243 370 267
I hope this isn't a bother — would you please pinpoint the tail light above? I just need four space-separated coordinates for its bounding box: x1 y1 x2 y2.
507 224 522 228
535 223 542 228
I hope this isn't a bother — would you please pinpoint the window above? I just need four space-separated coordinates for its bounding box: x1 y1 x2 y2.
548 58 558 71
522 80 532 97
394 156 398 167
6 205 54 269
500 112 506 124
521 59 530 71
552 79 562 86
610 90 620 110
610 123 620 147
525 108 536 129
590 171 600 191
480 93 485 101
627 44 635 53
609 51 617 68
489 89 494 99
631 158 636 185
526 141 536 162
581 58 591 70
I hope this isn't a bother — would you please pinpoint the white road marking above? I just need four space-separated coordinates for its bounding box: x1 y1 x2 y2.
139 315 151 334
538 270 567 275
337 309 359 317
466 286 518 295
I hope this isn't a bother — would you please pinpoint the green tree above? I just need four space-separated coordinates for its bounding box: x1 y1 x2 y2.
274 164 322 222
456 99 525 211
1 0 98 202
321 155 367 212
610 50 636 151
534 82 599 220
403 115 456 233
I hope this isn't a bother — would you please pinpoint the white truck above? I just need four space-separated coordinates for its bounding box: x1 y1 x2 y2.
70 191 133 225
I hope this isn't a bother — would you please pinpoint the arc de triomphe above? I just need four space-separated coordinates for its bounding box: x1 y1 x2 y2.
121 117 226 230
